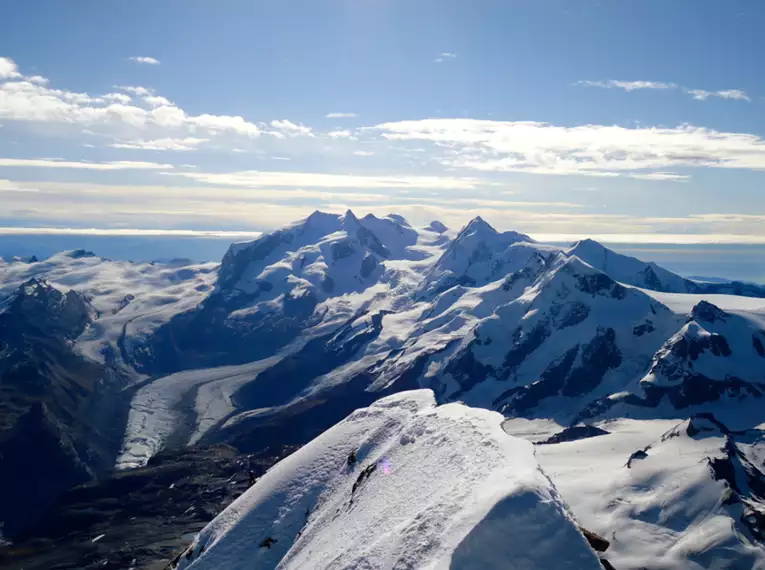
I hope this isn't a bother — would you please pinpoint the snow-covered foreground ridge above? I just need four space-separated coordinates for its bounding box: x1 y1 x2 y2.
175 390 603 570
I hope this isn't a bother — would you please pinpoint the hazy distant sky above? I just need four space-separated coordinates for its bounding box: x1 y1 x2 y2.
1 0 765 242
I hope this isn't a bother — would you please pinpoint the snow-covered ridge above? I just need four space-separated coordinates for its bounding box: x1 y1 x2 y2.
175 390 604 570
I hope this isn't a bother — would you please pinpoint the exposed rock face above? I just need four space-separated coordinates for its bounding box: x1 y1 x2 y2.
2 278 94 341
579 526 611 552
499 328 623 414
0 403 93 538
0 280 121 539
540 425 610 445
1 445 297 570
691 300 729 324
701 418 765 543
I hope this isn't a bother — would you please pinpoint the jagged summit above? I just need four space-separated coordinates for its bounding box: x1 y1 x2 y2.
342 208 359 225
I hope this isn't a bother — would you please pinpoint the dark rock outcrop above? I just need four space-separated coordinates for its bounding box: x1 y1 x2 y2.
0 445 296 570
540 424 610 445
579 526 610 552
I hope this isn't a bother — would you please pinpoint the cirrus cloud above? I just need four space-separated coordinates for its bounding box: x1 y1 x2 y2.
578 78 752 102
109 137 208 151
128 56 161 65
0 158 173 170
325 112 357 119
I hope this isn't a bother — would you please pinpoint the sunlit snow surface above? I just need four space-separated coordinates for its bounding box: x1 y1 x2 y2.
0 251 218 364
117 219 451 468
504 417 765 570
176 390 603 570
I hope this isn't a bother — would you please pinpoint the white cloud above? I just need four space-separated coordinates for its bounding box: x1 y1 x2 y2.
0 226 262 238
353 150 375 157
25 75 48 85
0 57 21 79
714 89 751 101
189 113 260 136
578 78 752 102
686 88 750 102
109 137 208 151
371 119 765 178
434 52 457 63
4 178 765 243
528 232 765 245
115 85 153 96
626 172 689 181
0 67 261 138
0 158 173 170
577 80 676 91
0 179 40 193
169 169 482 190
103 92 132 104
143 95 172 107
327 129 354 139
128 56 161 66
325 112 357 119
269 119 314 137
686 89 712 101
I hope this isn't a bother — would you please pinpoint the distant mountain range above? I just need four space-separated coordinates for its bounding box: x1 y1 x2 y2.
2 211 765 569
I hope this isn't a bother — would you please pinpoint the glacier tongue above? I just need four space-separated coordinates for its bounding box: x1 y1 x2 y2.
176 390 603 570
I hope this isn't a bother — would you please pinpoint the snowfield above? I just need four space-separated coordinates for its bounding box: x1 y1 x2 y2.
175 390 604 570
0 251 218 364
504 417 765 570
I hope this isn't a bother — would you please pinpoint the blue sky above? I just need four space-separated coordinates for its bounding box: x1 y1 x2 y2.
1 0 764 242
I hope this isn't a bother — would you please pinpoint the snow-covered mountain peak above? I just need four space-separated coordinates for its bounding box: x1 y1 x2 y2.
425 220 448 233
567 238 699 293
420 219 544 295
568 238 604 256
462 214 495 234
175 390 604 570
1 277 95 340
341 208 360 228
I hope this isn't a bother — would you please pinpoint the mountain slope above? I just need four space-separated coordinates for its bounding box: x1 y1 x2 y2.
421 216 556 296
132 211 438 374
568 239 700 293
175 390 604 570
4 212 765 570
569 238 765 298
0 279 126 538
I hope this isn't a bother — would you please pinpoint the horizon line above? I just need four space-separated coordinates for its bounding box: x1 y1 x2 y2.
1 226 765 245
